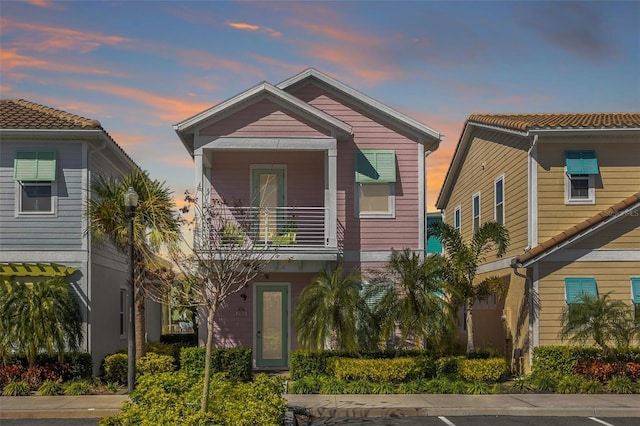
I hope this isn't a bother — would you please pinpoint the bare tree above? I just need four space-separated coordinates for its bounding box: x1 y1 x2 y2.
170 189 280 413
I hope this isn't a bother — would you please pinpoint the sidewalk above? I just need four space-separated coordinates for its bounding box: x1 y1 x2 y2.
1 393 639 420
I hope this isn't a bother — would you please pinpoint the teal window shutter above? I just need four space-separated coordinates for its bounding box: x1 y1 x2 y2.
14 151 57 181
631 278 640 304
565 277 598 304
355 150 396 183
565 150 598 175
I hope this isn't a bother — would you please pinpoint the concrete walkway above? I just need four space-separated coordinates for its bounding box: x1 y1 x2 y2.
1 394 639 420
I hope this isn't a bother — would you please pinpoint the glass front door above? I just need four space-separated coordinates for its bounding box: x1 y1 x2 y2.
251 168 284 242
256 284 288 368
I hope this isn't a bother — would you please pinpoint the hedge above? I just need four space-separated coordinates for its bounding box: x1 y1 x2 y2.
532 347 640 378
458 358 510 383
1 352 92 380
179 347 252 382
328 357 421 383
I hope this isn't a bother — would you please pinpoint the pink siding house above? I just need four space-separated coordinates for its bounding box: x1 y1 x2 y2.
174 69 442 368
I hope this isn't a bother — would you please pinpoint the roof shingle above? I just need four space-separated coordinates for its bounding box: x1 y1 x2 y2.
468 113 640 132
0 99 102 130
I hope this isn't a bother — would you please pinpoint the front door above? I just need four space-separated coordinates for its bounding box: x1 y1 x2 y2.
256 284 288 368
251 168 285 242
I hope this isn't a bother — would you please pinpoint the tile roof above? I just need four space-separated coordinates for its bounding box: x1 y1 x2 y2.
513 192 640 266
468 113 640 132
0 99 102 129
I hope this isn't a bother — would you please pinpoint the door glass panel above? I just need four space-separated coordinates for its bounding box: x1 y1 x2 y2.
261 290 282 359
259 174 278 241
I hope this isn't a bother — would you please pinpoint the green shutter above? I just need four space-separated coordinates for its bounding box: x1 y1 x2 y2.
355 150 396 183
565 150 598 175
14 151 57 181
631 278 640 304
565 277 598 304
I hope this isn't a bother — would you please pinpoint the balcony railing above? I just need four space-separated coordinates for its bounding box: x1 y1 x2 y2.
201 206 329 248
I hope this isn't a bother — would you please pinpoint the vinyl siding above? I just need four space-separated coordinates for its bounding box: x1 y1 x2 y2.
290 82 421 251
536 137 640 243
571 213 640 250
537 260 640 347
0 141 84 250
442 128 530 259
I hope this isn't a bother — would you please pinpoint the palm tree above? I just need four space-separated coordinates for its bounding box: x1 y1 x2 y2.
429 221 509 354
368 249 454 351
0 277 83 366
294 264 365 352
86 169 180 359
560 292 636 354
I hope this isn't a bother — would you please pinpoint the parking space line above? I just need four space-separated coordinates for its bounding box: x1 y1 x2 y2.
438 416 457 426
589 417 616 426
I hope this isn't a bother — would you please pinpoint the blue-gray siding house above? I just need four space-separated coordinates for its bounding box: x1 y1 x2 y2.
0 99 161 374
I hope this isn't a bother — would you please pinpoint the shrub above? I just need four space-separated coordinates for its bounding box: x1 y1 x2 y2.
581 379 603 394
2 380 31 396
509 376 534 393
160 333 197 346
214 374 286 426
137 353 175 376
289 376 321 394
38 380 63 396
458 358 510 384
532 372 560 392
435 356 463 379
290 351 331 380
62 352 93 379
0 365 23 388
606 376 635 394
396 380 423 394
103 353 128 385
319 376 345 394
556 375 584 394
345 379 374 394
372 381 395 394
146 341 180 364
328 357 419 383
466 381 491 394
63 379 92 395
422 378 467 394
179 347 252 382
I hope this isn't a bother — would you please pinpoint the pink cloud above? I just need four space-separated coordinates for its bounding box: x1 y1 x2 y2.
287 19 381 47
1 18 129 53
23 0 65 9
159 155 194 169
226 21 282 38
1 48 126 78
109 132 154 149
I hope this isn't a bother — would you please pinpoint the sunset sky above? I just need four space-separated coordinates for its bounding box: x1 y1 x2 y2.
1 0 638 211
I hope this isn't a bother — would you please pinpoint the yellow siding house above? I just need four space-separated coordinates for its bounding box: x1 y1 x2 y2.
436 113 640 373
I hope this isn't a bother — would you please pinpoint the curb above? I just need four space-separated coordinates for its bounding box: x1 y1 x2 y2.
0 408 121 420
301 407 640 418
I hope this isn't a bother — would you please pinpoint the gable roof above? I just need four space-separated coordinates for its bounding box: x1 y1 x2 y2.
436 112 640 209
277 68 442 144
0 98 136 168
173 81 353 155
512 192 640 267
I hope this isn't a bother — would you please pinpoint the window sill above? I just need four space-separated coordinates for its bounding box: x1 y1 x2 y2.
359 213 395 219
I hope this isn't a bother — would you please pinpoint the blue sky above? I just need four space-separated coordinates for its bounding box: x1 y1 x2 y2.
2 0 638 210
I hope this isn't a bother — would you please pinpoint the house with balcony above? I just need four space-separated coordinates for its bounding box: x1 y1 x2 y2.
435 113 640 372
0 99 161 374
174 68 442 368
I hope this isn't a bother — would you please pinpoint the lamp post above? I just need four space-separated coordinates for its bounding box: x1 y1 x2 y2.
123 186 138 392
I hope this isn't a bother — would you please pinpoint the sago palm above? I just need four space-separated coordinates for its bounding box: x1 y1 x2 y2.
369 249 454 350
560 292 635 354
428 221 509 354
294 264 364 352
86 169 180 359
0 277 82 366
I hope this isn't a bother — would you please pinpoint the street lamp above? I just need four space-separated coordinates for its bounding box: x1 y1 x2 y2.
123 186 138 392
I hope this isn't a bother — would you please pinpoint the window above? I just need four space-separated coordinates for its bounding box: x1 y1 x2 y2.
565 150 598 204
472 192 480 232
454 206 461 230
119 289 126 337
14 151 57 215
564 277 598 304
632 278 640 324
355 150 396 217
494 176 504 225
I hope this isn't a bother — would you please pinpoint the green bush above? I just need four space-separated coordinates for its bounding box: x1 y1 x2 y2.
179 347 252 382
290 351 331 380
146 341 180 364
137 353 175 376
556 375 584 394
160 333 197 346
319 376 345 394
509 376 534 393
345 378 374 394
466 381 491 394
532 347 640 379
581 379 603 394
372 381 395 394
289 375 321 394
328 357 419 383
103 353 128 385
435 356 463 379
2 380 31 396
606 376 635 394
63 379 92 395
38 380 63 396
458 358 510 384
532 372 560 392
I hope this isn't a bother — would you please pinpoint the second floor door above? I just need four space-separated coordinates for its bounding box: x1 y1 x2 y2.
251 167 285 242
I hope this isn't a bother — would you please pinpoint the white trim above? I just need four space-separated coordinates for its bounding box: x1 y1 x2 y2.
15 180 58 217
342 250 422 262
472 191 481 233
326 150 337 248
277 68 441 141
494 174 505 225
419 143 426 251
454 205 461 230
253 282 291 369
545 249 640 262
0 251 88 262
531 263 539 360
565 173 595 205
529 137 539 249
196 136 337 152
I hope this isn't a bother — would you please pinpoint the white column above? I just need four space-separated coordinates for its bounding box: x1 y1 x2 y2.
325 148 337 248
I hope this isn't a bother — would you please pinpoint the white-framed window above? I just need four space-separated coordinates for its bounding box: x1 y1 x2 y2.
494 175 504 225
14 150 57 216
565 150 598 205
472 192 481 233
119 288 127 338
355 150 396 218
454 206 461 230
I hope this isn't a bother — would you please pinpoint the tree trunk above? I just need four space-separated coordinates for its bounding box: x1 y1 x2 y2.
201 306 216 413
135 293 146 360
466 299 474 354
